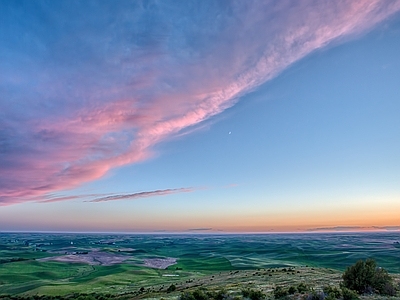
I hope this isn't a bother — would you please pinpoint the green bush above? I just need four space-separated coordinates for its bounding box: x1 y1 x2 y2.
273 286 288 299
304 290 324 300
179 292 196 300
179 288 231 300
342 258 395 295
322 285 341 299
297 283 310 293
372 266 396 295
341 287 360 300
214 289 228 300
287 286 297 294
242 288 265 300
192 289 208 300
167 284 176 293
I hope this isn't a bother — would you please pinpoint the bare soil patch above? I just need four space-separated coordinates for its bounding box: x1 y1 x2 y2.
143 258 177 269
38 251 129 266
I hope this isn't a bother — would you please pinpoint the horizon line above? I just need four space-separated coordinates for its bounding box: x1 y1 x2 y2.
1 229 399 235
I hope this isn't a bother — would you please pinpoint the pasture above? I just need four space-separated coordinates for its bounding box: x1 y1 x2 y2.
0 232 399 297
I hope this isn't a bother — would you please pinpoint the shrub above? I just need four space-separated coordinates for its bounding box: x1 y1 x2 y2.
179 289 209 300
297 283 310 293
192 289 208 300
288 286 297 294
373 267 396 295
179 288 233 300
322 286 341 299
305 291 324 300
341 287 359 300
342 258 395 295
382 281 397 296
179 292 196 300
242 288 265 300
273 286 288 299
167 284 177 292
75 295 96 300
214 289 229 300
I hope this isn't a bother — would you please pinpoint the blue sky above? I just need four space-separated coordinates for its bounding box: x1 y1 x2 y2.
0 0 400 232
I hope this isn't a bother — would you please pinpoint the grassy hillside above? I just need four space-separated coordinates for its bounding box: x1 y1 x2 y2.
1 233 399 298
0 266 399 299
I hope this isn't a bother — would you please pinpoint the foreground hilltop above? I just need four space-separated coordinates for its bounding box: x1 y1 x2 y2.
1 265 399 300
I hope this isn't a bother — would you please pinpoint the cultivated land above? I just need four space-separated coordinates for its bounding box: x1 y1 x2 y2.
0 232 399 299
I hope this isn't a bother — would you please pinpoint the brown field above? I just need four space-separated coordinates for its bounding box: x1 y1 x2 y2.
38 250 129 266
142 257 177 269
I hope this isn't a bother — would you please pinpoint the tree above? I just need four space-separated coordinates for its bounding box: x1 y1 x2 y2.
342 258 395 295
167 284 176 293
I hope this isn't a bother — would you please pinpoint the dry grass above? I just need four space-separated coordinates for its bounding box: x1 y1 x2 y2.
135 266 400 300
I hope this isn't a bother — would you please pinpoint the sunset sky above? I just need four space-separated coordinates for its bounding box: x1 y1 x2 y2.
1 0 400 232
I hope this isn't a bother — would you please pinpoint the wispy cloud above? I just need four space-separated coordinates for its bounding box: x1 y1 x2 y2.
188 228 213 231
373 226 400 231
87 188 194 203
1 0 400 205
37 194 108 203
308 226 400 232
36 188 194 203
308 226 367 232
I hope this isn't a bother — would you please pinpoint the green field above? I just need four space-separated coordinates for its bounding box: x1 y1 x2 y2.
0 232 399 298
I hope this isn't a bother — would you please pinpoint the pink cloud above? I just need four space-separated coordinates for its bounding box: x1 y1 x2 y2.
1 0 399 205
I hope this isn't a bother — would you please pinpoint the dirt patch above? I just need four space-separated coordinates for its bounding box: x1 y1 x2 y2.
38 251 129 266
143 258 177 269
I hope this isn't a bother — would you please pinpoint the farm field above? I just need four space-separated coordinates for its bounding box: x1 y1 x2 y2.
0 232 399 298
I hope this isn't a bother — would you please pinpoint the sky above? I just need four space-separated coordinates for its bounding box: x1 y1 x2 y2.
1 0 400 233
